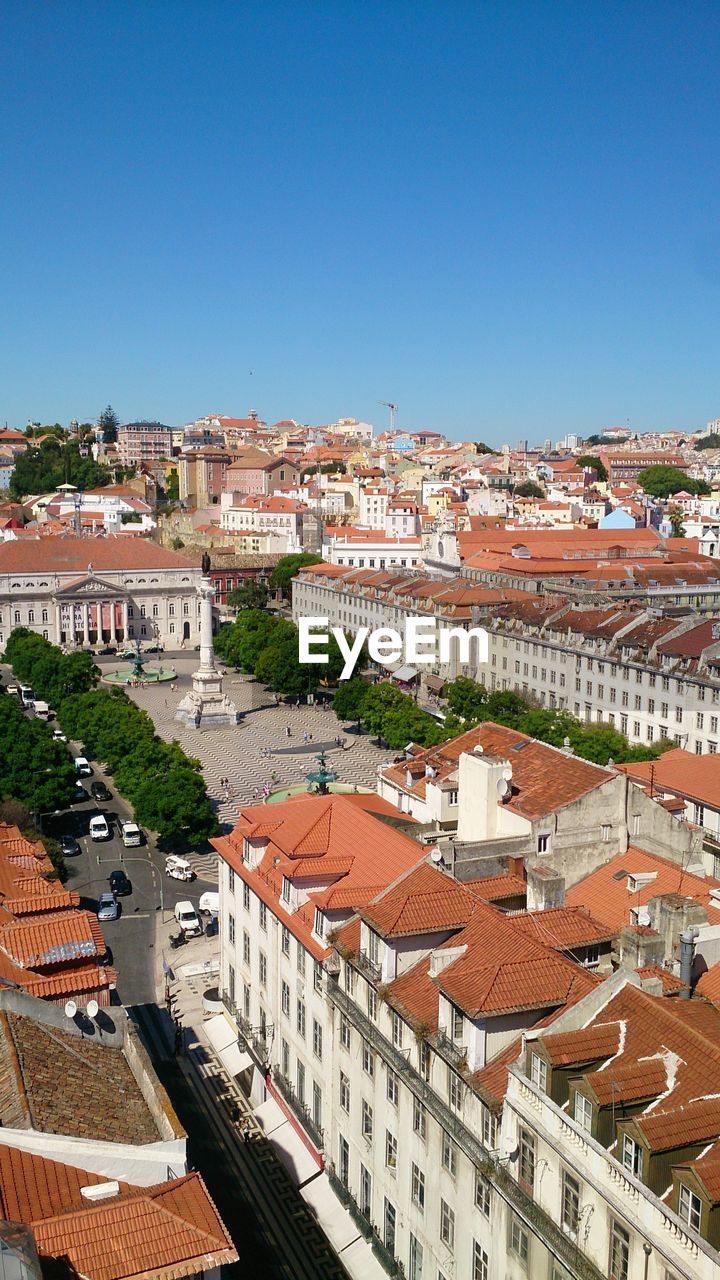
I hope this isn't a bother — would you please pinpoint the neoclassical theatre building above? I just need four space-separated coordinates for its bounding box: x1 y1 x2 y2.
0 538 204 651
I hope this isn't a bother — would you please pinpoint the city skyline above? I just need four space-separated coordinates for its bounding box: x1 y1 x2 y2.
2 3 720 441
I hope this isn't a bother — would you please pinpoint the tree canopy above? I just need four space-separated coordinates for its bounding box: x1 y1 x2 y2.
227 580 268 612
269 553 323 597
98 405 119 444
575 455 608 482
694 433 720 451
514 480 545 499
638 465 709 498
9 437 114 499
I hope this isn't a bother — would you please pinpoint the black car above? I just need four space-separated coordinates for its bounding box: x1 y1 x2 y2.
72 783 88 804
60 834 81 857
90 781 112 802
95 645 117 656
108 869 132 896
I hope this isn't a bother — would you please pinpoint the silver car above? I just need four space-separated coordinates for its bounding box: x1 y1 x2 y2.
97 892 118 922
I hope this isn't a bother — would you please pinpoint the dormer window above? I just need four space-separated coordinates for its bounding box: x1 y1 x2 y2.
281 876 291 904
678 1183 703 1232
452 1007 464 1043
367 929 380 968
621 1134 643 1179
573 1091 593 1134
314 907 326 940
242 838 251 865
530 1053 547 1092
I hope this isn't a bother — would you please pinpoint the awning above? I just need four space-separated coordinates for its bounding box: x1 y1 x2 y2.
392 665 418 682
204 1013 252 1079
425 673 446 692
253 1096 321 1188
301 1175 388 1279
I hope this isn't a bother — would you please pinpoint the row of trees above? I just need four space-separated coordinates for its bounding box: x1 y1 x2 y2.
332 674 671 764
215 611 348 698
5 630 217 846
0 692 76 823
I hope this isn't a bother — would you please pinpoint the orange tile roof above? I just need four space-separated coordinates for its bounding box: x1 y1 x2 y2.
565 846 720 930
381 721 611 820
463 873 527 902
636 964 685 993
540 1021 622 1066
0 911 104 968
684 1143 720 1203
511 906 617 950
0 536 196 572
696 960 720 1007
617 748 720 810
359 862 479 938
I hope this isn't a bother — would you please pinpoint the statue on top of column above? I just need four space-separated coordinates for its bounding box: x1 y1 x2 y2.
201 551 211 576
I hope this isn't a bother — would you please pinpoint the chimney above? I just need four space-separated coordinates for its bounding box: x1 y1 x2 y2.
679 927 699 999
526 864 565 912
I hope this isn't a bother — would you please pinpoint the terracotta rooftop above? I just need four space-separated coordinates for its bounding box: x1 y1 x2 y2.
381 721 611 820
510 906 617 950
565 846 720 930
0 537 196 572
617 748 720 810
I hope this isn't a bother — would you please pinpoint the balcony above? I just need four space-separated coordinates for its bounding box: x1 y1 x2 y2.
435 1030 467 1068
237 1014 273 1066
356 949 382 982
325 1163 401 1277
272 1071 324 1150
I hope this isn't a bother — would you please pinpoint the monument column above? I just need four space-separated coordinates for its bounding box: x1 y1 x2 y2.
82 602 90 645
54 603 62 645
109 601 117 643
175 568 238 729
122 600 129 639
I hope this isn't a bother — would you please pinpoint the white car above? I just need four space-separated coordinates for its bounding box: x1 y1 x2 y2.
89 814 110 841
174 900 202 936
75 757 92 777
53 729 67 743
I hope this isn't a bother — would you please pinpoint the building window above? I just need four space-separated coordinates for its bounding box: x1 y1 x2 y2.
516 1127 536 1193
242 882 250 910
384 1199 396 1255
678 1184 703 1232
385 1130 398 1171
281 1038 290 1077
530 1053 547 1092
537 833 550 854
243 983 250 1018
359 1162 372 1218
312 1018 323 1060
561 1169 580 1236
574 1091 593 1133
259 950 267 987
386 1067 399 1106
475 1172 491 1216
419 1039 431 1081
413 1096 426 1141
362 1099 373 1140
259 902 267 931
296 1061 305 1105
449 1070 463 1113
441 1132 457 1176
439 1199 455 1251
622 1134 643 1179
281 925 290 956
281 981 290 1018
482 1106 498 1149
228 914 235 945
312 1079 322 1130
451 1006 463 1042
391 1011 402 1048
509 1214 529 1265
344 962 354 995
297 999 306 1039
338 1135 349 1188
608 1220 630 1280
340 1015 351 1050
340 1071 350 1114
362 1040 374 1077
472 1242 488 1280
409 1233 423 1280
411 1163 425 1212
367 986 377 1020
601 823 611 842
242 931 250 966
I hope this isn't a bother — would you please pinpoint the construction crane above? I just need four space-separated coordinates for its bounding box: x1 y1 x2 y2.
380 401 398 432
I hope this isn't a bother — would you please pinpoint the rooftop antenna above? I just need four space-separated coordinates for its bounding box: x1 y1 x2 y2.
380 402 398 432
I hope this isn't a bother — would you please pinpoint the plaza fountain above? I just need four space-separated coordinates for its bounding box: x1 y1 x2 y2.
102 639 174 686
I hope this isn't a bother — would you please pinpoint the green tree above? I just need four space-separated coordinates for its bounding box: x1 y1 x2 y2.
694 433 720 451
170 536 185 550
381 702 444 749
227 580 268 612
269 553 323 598
446 677 487 723
514 480 545 499
638 465 709 498
9 437 114 500
360 683 407 739
576 455 608 482
332 678 369 723
98 405 119 444
164 470 179 501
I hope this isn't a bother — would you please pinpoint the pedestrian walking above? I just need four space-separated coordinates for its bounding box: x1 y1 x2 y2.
241 1120 251 1143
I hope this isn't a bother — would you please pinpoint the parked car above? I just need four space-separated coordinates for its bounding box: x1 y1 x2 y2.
97 892 118 921
199 891 219 917
95 645 117 656
165 855 194 881
52 728 67 743
108 869 132 896
143 643 164 654
89 814 110 841
90 781 112 802
75 757 92 777
174 900 201 936
60 834 81 858
121 821 142 847
71 783 88 804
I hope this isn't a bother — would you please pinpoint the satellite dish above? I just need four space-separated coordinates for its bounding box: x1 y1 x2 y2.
87 1000 99 1018
497 778 512 801
64 1000 77 1019
430 846 443 864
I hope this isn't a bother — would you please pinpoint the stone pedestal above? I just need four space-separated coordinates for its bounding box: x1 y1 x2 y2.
175 576 239 729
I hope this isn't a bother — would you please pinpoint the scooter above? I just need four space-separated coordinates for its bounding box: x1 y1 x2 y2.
169 931 187 949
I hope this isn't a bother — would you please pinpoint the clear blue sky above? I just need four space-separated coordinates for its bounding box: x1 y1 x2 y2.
2 2 720 442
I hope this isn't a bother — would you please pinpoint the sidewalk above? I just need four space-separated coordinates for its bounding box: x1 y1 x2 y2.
154 914 388 1280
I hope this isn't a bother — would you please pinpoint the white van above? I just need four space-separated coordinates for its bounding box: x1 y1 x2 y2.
34 701 52 721
75 757 92 777
89 815 110 841
19 686 34 708
121 821 141 848
199 891 219 918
